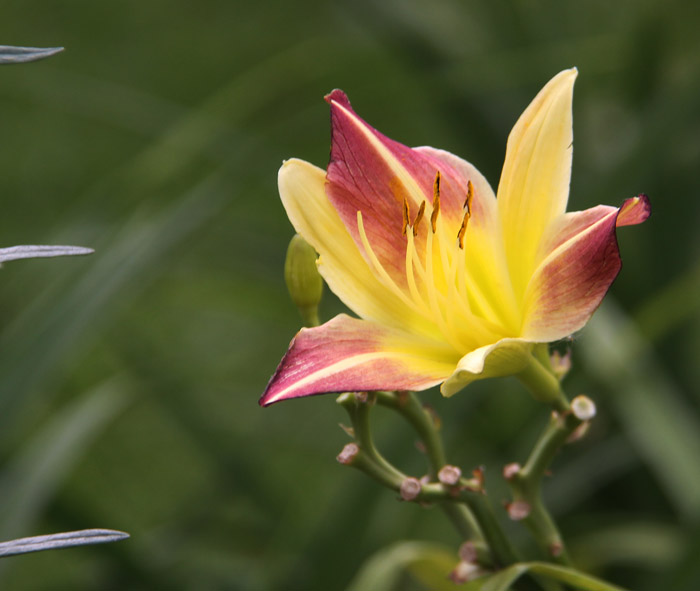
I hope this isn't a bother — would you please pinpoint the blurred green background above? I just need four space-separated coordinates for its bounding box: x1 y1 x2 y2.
1 0 699 589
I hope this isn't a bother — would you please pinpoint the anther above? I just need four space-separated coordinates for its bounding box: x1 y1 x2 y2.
457 211 470 249
430 171 441 233
412 201 426 236
463 180 474 214
402 197 410 236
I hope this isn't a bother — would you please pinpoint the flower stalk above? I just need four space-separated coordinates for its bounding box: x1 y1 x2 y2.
505 365 587 565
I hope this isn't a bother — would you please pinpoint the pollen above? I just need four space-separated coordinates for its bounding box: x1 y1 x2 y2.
412 201 426 236
464 180 474 215
402 197 410 236
457 181 474 250
431 171 441 233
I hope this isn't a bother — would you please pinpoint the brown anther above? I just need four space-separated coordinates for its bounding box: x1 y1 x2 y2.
430 171 441 232
457 210 470 249
412 200 426 236
472 466 485 486
502 462 521 480
506 500 531 520
463 179 474 213
402 197 410 236
438 465 462 486
400 477 422 501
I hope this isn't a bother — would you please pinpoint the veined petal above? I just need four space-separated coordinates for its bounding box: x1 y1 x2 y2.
279 159 436 335
440 338 533 397
497 69 577 301
521 194 651 341
325 91 471 290
260 314 459 406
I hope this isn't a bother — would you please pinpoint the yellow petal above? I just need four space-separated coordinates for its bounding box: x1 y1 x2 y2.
497 68 577 303
440 338 533 397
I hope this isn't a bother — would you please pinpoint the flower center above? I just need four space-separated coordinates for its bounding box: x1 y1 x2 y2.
357 171 508 352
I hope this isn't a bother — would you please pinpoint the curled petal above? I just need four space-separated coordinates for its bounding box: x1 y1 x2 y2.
440 339 534 397
522 194 651 341
260 314 458 406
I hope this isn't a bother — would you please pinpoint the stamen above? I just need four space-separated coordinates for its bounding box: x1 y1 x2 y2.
430 171 441 233
412 201 426 237
402 197 410 236
357 211 419 312
463 180 474 214
457 211 470 249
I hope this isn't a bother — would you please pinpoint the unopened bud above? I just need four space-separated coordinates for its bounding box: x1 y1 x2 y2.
449 561 482 584
506 500 531 521
336 443 359 465
438 465 462 486
571 395 596 421
503 462 521 480
284 234 323 326
458 542 478 564
549 542 564 557
400 477 422 501
550 349 572 380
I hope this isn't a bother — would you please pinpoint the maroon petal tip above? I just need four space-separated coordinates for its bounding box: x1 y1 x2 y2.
324 89 351 107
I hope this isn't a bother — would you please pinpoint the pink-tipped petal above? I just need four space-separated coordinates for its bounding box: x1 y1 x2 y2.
260 314 458 406
324 91 473 288
522 195 651 341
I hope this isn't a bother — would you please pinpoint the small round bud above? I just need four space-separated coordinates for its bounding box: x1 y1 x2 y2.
506 500 531 521
284 234 323 326
502 462 521 480
458 542 478 564
550 349 572 380
549 542 564 557
438 465 462 486
449 561 481 584
400 477 422 501
571 395 596 421
336 443 359 465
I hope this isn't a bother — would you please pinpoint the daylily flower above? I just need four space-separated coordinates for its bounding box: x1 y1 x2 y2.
260 68 650 406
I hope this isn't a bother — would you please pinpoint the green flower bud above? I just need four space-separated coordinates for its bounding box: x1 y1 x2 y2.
284 234 323 327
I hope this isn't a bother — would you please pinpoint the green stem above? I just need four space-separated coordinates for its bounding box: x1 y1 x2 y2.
375 391 446 478
509 356 583 565
375 391 521 568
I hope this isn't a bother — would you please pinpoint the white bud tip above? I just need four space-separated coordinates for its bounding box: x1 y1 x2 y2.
438 465 462 486
507 500 531 521
502 463 521 480
400 477 422 501
336 443 359 465
458 542 478 564
571 395 596 421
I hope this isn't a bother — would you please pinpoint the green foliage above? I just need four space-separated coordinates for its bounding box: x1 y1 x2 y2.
1 0 699 589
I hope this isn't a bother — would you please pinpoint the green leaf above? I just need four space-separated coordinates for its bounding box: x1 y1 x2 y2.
345 541 456 591
0 45 63 65
581 300 700 519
